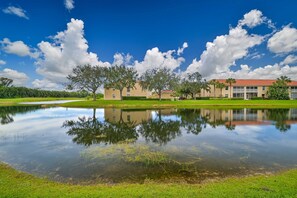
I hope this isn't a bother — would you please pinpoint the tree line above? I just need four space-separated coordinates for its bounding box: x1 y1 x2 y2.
67 64 295 101
0 77 87 98
1 65 293 100
67 64 214 101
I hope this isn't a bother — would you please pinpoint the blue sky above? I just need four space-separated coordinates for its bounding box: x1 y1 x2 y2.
1 0 297 89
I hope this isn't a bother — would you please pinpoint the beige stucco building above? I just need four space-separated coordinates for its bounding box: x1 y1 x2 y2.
201 108 297 127
104 82 174 100
104 83 148 100
104 79 297 100
202 79 297 99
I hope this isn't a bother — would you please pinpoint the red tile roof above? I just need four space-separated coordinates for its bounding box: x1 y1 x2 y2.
214 79 297 86
225 120 297 126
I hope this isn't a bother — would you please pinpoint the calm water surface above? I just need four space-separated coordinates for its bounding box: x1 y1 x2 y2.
0 106 297 183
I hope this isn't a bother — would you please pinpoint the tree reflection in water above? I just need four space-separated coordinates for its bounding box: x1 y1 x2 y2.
176 109 209 135
63 108 297 146
63 109 138 146
266 109 291 132
138 110 181 145
0 106 42 125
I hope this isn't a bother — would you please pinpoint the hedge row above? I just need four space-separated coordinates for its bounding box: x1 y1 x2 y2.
0 86 88 98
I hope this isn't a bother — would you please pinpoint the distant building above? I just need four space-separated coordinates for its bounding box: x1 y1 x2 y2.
202 79 297 99
104 82 175 100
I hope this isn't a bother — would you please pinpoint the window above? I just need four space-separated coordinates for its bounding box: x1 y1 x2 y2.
127 87 131 92
225 86 229 90
127 93 130 96
233 86 244 93
225 94 228 98
291 87 297 92
127 115 131 122
112 94 115 99
262 86 265 91
246 86 258 93
112 88 115 91
233 93 244 98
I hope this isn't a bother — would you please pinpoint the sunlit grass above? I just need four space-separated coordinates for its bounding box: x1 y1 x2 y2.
60 99 297 109
1 163 297 197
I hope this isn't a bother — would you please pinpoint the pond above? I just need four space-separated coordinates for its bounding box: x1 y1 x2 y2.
0 106 297 184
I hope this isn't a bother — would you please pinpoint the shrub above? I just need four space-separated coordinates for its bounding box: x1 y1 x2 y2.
123 96 147 100
251 97 264 100
195 97 210 100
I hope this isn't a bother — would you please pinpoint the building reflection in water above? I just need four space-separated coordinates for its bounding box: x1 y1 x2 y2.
63 108 297 146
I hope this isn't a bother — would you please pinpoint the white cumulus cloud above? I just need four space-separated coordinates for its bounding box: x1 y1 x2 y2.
177 42 188 55
1 38 38 58
32 79 59 90
280 55 297 65
268 25 297 54
186 26 263 77
238 9 264 28
134 43 187 75
2 6 29 19
0 68 29 85
185 9 269 77
0 60 6 65
209 64 297 81
113 53 132 66
35 18 110 87
65 0 75 11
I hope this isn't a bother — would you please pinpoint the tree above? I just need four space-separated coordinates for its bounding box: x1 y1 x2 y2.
175 80 191 98
209 79 218 98
225 78 236 98
0 77 13 87
140 68 179 101
267 76 291 100
186 72 205 99
105 65 138 101
201 79 211 96
216 82 226 98
67 64 106 101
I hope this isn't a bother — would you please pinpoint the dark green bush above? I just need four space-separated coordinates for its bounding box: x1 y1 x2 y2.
123 96 147 100
195 97 210 100
251 97 265 100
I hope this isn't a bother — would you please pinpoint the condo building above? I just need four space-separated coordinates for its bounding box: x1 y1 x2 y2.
104 79 297 100
204 79 297 99
104 82 174 100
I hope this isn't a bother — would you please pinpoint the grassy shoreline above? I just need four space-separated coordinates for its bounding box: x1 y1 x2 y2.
1 163 297 197
60 99 297 109
1 98 297 109
0 97 84 106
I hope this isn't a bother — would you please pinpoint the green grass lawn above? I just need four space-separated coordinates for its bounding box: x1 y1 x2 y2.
0 97 84 106
0 163 297 197
60 99 297 109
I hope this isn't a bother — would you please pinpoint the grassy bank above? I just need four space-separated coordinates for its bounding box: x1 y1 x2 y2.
0 97 83 106
0 163 297 197
60 99 297 109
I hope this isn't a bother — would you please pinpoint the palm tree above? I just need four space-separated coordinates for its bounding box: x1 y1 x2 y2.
209 79 218 98
201 79 211 97
278 76 291 84
226 78 236 98
216 82 226 98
